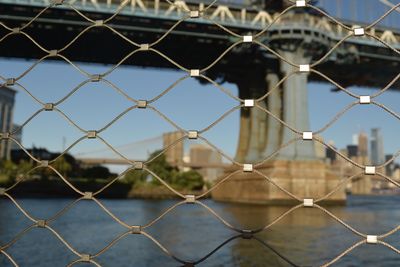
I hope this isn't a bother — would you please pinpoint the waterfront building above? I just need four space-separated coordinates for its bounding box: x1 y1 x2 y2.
0 86 16 160
358 131 368 157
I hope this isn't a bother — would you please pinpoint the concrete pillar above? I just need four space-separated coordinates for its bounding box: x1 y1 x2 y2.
244 99 268 163
236 98 270 164
261 73 283 158
352 175 372 195
235 109 251 163
235 50 317 162
278 52 316 160
235 71 269 163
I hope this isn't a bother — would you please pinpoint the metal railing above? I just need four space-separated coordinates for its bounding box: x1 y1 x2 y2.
1 0 400 266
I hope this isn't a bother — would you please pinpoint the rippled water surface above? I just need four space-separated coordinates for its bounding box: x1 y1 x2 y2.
1 195 399 266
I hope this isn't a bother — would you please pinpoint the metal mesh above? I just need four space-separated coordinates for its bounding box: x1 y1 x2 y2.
1 0 400 266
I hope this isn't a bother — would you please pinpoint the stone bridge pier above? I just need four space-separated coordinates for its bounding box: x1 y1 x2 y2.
212 49 346 205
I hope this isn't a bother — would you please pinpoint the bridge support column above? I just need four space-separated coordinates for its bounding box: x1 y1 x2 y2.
212 51 346 205
351 175 373 195
235 52 316 162
235 71 270 163
262 73 283 159
278 51 315 160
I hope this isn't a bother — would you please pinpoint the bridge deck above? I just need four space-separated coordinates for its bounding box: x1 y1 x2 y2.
0 0 399 89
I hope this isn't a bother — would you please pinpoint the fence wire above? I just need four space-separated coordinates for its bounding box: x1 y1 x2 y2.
1 0 400 266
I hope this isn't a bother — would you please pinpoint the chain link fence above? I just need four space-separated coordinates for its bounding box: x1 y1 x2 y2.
1 0 400 266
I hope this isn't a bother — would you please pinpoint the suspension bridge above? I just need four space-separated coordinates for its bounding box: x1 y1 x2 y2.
74 134 230 168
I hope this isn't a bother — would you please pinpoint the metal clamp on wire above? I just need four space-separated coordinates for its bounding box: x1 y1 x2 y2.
48 50 58 57
11 27 20 34
87 131 97 139
40 160 49 167
134 162 144 170
94 20 104 26
137 100 147 108
188 131 198 139
83 192 93 200
44 103 54 111
185 195 195 204
365 166 376 175
5 78 15 86
51 0 64 5
80 254 91 262
190 10 199 18
243 164 253 172
130 225 141 234
37 220 46 228
139 44 150 51
0 132 10 139
366 235 378 244
303 198 314 207
241 230 253 239
90 74 102 82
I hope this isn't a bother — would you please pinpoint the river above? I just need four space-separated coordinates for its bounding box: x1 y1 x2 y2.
0 195 399 266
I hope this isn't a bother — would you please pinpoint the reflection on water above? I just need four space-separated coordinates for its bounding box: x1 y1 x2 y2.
0 195 399 266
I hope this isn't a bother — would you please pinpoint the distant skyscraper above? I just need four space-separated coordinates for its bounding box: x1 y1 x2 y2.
370 128 384 165
352 134 359 145
385 154 394 177
347 145 358 158
0 86 16 160
358 131 368 157
326 140 337 163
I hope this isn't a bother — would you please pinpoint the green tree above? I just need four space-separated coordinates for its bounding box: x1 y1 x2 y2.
16 160 34 180
53 156 72 177
18 160 33 173
1 160 17 175
123 150 205 191
174 170 204 190
123 150 175 186
123 169 146 185
82 166 112 179
146 150 177 185
0 160 17 184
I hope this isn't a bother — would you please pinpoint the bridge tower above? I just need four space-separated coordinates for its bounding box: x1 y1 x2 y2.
211 10 346 204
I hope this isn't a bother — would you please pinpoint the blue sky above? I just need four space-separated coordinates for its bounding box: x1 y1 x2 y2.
318 0 399 28
1 58 400 168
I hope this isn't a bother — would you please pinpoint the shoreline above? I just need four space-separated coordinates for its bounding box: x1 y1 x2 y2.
2 180 398 200
0 179 210 199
